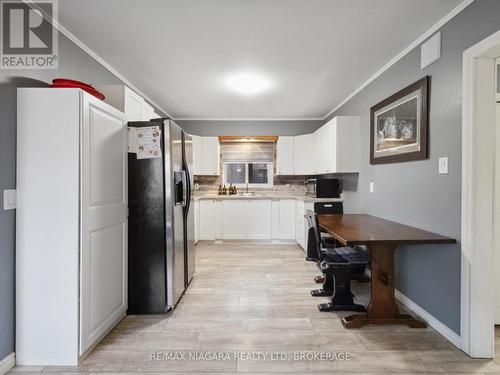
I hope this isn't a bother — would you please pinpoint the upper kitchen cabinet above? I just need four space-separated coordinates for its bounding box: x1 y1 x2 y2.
94 85 160 121
293 133 315 175
276 136 294 175
318 116 359 174
192 136 220 176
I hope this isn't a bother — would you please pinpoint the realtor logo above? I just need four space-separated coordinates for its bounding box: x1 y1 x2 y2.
1 0 58 69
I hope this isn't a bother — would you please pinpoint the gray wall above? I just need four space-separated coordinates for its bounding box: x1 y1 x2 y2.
177 119 323 136
0 33 165 361
328 0 500 334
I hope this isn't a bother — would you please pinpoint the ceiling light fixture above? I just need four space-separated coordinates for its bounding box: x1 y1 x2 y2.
224 72 272 95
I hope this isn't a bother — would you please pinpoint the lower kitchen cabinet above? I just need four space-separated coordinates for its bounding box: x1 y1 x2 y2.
199 199 222 240
194 200 199 243
247 200 272 239
279 199 296 239
222 200 248 239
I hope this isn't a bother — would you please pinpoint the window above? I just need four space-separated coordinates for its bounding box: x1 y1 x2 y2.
223 162 274 188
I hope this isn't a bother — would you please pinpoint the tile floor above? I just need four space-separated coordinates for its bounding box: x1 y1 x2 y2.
9 242 500 374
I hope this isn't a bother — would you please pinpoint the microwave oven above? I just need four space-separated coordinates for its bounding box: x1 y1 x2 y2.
306 178 341 198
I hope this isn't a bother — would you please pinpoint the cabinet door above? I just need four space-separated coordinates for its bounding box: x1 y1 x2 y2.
80 93 127 354
199 200 218 240
279 199 296 239
222 200 247 239
140 102 156 121
271 200 280 239
194 200 199 243
295 200 305 249
123 88 143 121
192 135 203 175
247 200 272 240
202 137 220 176
293 134 314 175
276 136 294 175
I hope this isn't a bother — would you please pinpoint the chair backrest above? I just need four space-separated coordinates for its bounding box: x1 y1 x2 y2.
305 209 323 260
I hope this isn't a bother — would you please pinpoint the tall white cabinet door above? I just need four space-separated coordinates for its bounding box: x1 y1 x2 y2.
279 199 296 239
123 88 142 121
203 137 220 176
247 200 272 239
222 200 247 239
192 135 203 175
276 136 294 175
80 94 127 354
294 134 314 175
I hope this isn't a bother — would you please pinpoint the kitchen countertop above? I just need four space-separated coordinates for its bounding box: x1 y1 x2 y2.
194 193 343 202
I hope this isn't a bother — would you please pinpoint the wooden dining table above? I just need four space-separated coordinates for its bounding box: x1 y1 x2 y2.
318 214 456 329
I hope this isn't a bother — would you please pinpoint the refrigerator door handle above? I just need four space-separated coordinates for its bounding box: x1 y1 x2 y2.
181 170 187 208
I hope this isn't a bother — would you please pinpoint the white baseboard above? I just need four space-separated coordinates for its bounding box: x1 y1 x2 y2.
0 353 15 375
395 289 461 348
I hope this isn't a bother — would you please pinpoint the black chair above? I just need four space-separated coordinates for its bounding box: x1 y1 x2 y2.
305 209 369 312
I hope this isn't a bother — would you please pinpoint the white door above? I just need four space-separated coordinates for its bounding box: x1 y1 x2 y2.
80 93 127 354
203 137 220 176
199 200 217 240
276 136 294 175
222 200 247 239
123 88 142 121
494 57 500 323
192 135 203 175
247 200 272 240
279 199 296 239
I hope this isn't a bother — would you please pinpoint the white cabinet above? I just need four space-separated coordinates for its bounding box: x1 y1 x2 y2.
194 200 199 244
247 200 272 239
222 200 248 239
199 199 222 240
271 200 281 239
279 199 296 239
317 116 359 174
295 200 306 249
294 133 315 175
192 136 220 176
276 136 295 175
16 88 127 365
95 85 160 121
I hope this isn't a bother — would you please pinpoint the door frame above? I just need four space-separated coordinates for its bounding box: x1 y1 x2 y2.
461 29 500 358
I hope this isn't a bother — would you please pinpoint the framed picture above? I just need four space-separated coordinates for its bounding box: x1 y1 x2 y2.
370 76 429 164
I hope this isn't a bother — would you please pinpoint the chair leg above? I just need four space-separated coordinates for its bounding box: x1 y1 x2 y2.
311 274 334 296
318 269 366 312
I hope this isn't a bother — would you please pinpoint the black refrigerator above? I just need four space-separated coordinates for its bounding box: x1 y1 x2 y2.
127 119 195 314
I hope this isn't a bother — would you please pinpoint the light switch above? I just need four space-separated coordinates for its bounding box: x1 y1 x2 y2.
3 189 16 210
369 182 374 194
439 157 449 174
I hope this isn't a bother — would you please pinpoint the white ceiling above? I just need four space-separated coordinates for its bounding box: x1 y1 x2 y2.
58 0 463 119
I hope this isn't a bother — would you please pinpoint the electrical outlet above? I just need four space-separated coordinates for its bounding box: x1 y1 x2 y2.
369 182 374 194
439 157 449 174
3 189 16 210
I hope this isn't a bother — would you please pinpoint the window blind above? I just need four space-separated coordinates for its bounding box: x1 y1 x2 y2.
220 142 275 162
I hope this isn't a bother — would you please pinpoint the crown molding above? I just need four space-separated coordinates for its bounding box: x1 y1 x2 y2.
321 0 475 120
23 0 173 119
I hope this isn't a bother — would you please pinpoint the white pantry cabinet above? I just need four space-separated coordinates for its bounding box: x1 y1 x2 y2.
16 88 127 365
199 199 222 240
192 135 220 176
276 136 294 175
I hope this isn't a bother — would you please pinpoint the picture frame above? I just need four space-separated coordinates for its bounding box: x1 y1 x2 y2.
370 76 429 164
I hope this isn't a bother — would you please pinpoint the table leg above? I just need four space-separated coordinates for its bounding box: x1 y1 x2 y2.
342 244 427 329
